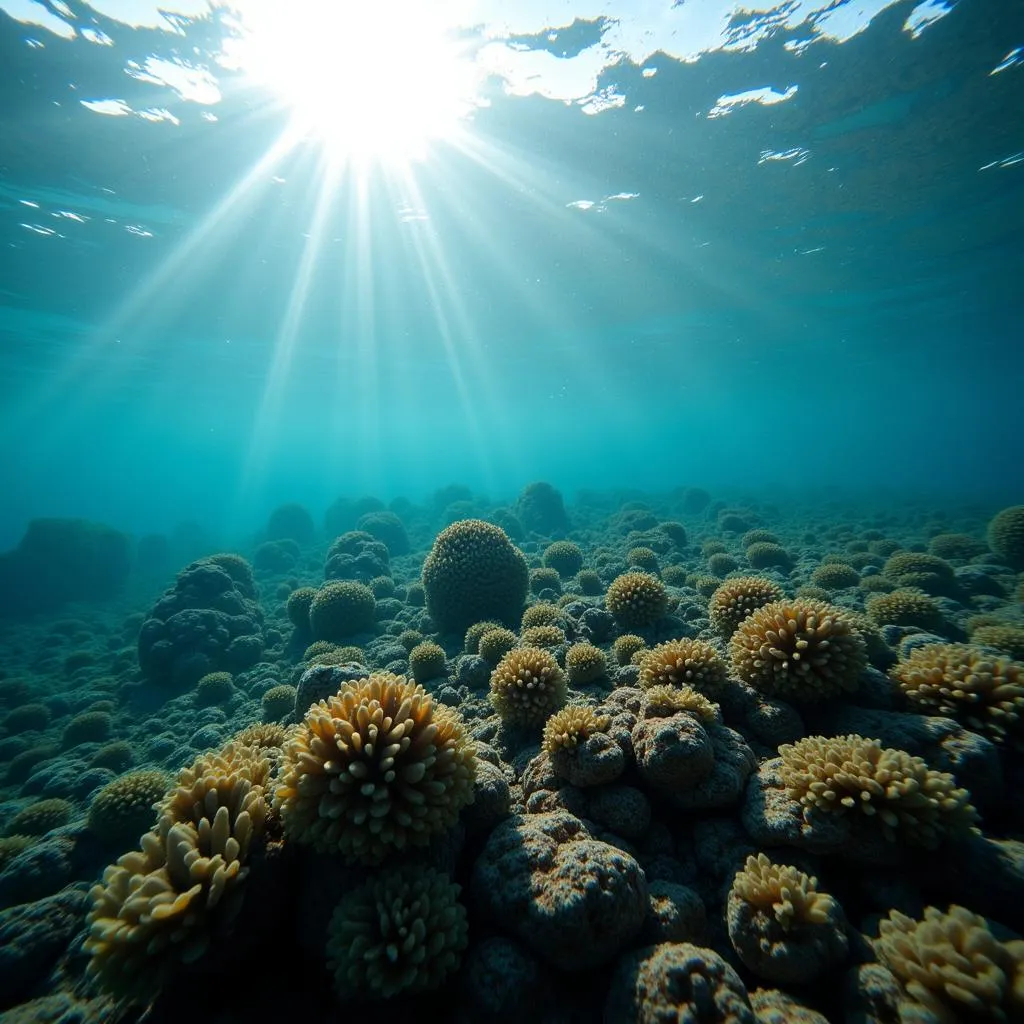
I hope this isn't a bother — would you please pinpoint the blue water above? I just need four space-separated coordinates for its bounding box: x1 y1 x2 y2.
1 1 1024 1020
0 0 1020 545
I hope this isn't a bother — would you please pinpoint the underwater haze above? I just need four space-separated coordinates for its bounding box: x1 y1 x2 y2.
2 1 1024 1022
0 0 1020 543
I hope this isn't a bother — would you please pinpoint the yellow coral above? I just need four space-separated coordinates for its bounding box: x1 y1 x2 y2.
643 685 719 722
778 734 978 848
613 633 647 666
730 599 866 702
565 643 607 684
605 571 668 629
890 644 1024 747
274 674 476 864
521 624 566 648
708 576 785 638
639 639 728 696
731 853 836 933
866 589 942 629
541 705 611 755
85 743 269 1002
876 905 1024 1023
490 646 567 727
971 624 1024 662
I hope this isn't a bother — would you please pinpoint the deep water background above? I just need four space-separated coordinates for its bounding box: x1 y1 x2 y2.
0 0 1022 549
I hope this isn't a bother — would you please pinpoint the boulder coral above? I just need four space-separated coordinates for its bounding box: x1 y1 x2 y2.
137 557 264 689
471 811 647 971
422 519 529 634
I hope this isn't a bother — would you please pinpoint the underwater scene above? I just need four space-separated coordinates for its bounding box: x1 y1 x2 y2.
0 0 1023 1021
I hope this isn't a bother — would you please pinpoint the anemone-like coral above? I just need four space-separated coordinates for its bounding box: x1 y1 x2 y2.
326 865 468 1001
727 853 847 985
274 674 476 864
627 546 660 572
971 624 1024 661
261 684 297 722
777 734 978 848
464 620 503 654
85 744 270 1002
565 642 607 684
642 685 719 722
729 599 866 702
638 639 728 696
490 647 567 727
541 705 611 756
811 563 860 589
746 542 792 570
876 905 1024 1023
195 671 233 707
988 506 1024 569
929 533 988 561
866 589 944 629
422 519 529 634
286 586 317 631
882 552 957 595
605 571 668 629
521 603 562 629
730 853 834 933
890 643 1024 746
530 566 562 595
6 798 72 837
708 576 785 638
708 553 739 577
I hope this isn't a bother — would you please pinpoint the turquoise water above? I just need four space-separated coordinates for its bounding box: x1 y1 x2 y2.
1 1 1023 1021
0 0 1020 542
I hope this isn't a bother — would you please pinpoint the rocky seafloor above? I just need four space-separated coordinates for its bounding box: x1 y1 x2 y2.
0 485 1022 1024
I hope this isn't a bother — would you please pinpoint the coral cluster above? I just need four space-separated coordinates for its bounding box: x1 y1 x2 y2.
876 905 1024 1022
891 643 1024 746
490 647 568 727
730 599 867 701
85 743 270 1002
708 576 785 638
778 734 978 848
605 571 669 628
638 639 728 695
274 674 475 864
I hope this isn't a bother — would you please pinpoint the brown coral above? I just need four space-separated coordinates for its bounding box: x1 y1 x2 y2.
708 576 785 638
85 744 270 1002
605 571 668 629
542 705 611 756
730 599 867 702
777 734 978 849
565 643 607 684
274 673 476 864
490 647 568 727
890 643 1024 747
638 639 728 696
642 685 720 723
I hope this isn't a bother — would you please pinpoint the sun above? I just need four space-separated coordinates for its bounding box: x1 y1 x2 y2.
228 0 481 164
